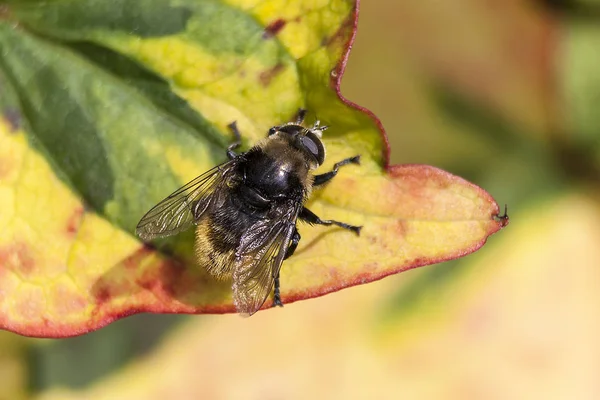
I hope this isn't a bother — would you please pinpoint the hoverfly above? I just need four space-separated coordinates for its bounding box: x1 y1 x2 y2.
136 110 361 315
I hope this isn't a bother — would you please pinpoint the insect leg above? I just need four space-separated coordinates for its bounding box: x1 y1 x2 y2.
284 227 301 260
268 109 308 136
273 274 283 308
226 121 242 160
313 155 361 186
272 228 300 308
300 207 361 235
295 108 307 124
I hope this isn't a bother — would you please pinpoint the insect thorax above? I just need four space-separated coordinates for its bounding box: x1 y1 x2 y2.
239 140 311 202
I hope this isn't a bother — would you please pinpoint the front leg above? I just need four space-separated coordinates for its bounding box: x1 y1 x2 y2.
300 207 361 235
226 121 242 160
313 156 360 186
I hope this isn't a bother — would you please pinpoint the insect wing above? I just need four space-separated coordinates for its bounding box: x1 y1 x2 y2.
232 204 300 315
136 161 237 241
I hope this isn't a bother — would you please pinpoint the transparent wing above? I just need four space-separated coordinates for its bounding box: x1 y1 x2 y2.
232 203 301 316
136 161 237 241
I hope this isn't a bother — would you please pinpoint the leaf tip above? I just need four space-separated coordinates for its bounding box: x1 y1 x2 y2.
494 203 510 228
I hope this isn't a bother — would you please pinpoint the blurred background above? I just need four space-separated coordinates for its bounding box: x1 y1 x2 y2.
3 0 600 398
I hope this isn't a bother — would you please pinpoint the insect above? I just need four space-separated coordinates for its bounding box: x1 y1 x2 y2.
136 110 361 315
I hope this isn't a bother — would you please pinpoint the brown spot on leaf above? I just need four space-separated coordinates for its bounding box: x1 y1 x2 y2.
92 247 155 308
137 258 186 299
259 63 285 87
263 18 286 39
66 207 85 235
93 283 112 306
322 13 354 48
123 245 153 270
0 242 36 275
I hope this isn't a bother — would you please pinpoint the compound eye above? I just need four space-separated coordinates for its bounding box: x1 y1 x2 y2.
299 132 325 165
300 135 318 155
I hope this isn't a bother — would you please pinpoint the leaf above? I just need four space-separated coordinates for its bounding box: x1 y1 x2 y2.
0 0 506 337
33 195 600 400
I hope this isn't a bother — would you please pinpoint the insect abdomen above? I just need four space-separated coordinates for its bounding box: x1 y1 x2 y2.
194 194 261 278
194 218 236 278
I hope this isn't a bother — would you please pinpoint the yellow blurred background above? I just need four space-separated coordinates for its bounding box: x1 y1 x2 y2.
4 0 600 399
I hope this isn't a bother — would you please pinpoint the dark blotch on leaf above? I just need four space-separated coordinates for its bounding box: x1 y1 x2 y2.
321 14 354 47
65 207 85 235
136 260 186 299
259 63 285 87
263 18 286 39
92 266 140 308
93 284 112 307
